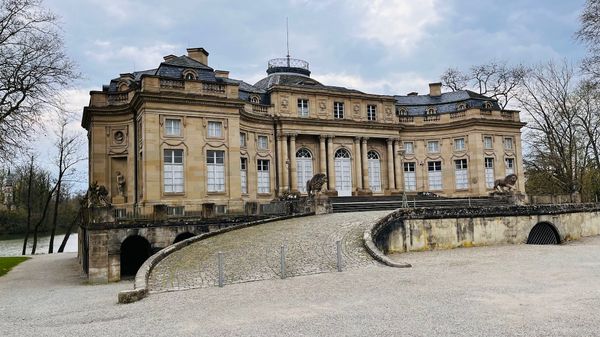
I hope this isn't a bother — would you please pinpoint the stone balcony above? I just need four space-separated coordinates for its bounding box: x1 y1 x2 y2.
398 108 521 126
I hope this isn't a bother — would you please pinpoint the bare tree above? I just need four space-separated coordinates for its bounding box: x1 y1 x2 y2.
440 61 529 109
0 0 77 160
576 0 600 78
20 153 33 255
48 112 84 253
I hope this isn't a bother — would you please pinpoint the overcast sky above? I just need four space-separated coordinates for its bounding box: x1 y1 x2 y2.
35 0 587 191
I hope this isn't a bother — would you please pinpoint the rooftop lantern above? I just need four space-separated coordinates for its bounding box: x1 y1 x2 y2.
266 56 311 77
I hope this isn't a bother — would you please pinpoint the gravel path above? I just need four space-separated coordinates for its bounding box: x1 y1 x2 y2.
1 223 600 337
148 211 391 292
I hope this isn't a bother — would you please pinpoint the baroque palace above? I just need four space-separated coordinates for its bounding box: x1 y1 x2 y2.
82 47 525 216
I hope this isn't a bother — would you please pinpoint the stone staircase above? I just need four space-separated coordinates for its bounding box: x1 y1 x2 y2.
329 195 511 213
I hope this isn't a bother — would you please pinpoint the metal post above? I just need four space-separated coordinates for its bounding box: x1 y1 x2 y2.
280 245 286 279
217 251 224 287
336 240 342 272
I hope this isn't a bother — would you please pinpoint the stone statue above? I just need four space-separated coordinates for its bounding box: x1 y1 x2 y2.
116 171 126 196
307 173 328 198
493 174 518 193
86 181 110 207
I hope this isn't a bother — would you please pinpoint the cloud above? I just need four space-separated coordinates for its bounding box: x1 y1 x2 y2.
85 42 181 70
350 0 444 53
316 71 430 95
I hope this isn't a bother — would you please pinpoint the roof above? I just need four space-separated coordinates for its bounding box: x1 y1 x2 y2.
254 73 364 94
160 55 213 70
394 90 494 106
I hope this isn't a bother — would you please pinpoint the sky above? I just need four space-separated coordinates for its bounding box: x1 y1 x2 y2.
31 0 588 192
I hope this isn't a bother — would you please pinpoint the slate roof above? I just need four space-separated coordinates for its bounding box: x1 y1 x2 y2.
161 55 213 71
254 73 364 94
394 90 500 116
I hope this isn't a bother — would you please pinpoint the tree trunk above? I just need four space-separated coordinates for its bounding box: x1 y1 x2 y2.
58 208 81 253
21 155 34 256
31 178 58 255
48 176 62 254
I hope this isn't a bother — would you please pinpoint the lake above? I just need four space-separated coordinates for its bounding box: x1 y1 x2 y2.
0 233 78 256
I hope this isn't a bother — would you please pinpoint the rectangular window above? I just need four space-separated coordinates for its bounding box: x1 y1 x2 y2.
454 138 465 151
240 132 246 147
455 159 468 190
504 137 513 150
505 158 515 175
334 102 344 119
367 105 377 121
427 140 440 153
207 121 222 138
298 99 309 117
257 159 270 193
164 149 184 193
165 118 181 136
484 136 493 149
257 135 268 150
240 158 248 194
428 161 442 190
485 157 495 189
207 150 225 192
167 206 184 217
403 141 414 154
403 162 416 192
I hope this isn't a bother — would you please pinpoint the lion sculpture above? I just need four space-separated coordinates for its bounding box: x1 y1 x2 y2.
493 174 518 193
306 173 328 198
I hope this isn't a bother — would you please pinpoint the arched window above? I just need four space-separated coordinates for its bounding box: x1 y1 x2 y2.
334 148 351 158
250 96 260 104
426 107 437 115
182 69 197 80
296 148 313 193
483 101 493 109
367 150 381 192
334 148 352 196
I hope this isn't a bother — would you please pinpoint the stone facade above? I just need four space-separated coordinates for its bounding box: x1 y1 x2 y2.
82 47 526 216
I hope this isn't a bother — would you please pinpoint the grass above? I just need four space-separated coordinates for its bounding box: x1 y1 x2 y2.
0 256 30 277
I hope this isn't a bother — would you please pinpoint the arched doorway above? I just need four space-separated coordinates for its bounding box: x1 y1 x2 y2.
296 148 313 193
367 150 381 192
173 232 195 244
334 148 352 196
526 222 560 245
120 235 152 278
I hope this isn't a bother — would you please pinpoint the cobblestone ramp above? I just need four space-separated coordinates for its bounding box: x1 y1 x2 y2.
147 211 391 292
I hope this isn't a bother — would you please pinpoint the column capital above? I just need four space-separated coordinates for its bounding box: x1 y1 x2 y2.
387 138 395 145
354 136 361 143
326 135 335 141
361 137 369 144
319 135 327 141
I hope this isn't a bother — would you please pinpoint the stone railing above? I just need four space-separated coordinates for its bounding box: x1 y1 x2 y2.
202 83 225 93
424 114 440 121
159 79 184 89
449 111 466 119
399 116 414 123
251 104 269 114
107 92 128 105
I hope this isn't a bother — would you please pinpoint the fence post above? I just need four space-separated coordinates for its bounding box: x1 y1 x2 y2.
217 251 224 287
336 240 342 272
280 244 286 279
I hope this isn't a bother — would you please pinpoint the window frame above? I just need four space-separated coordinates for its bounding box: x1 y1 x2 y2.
257 135 269 150
484 136 493 149
206 150 225 193
403 162 417 192
485 157 495 189
427 160 443 191
427 140 440 153
403 141 414 155
504 137 514 150
164 118 182 137
240 157 248 194
367 104 377 121
333 102 345 119
257 159 270 194
454 138 465 151
240 132 247 148
297 98 309 117
207 121 223 138
454 159 469 190
163 148 184 194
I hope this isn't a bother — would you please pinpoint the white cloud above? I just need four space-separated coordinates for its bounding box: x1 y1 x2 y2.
350 0 443 53
316 71 430 95
86 42 181 70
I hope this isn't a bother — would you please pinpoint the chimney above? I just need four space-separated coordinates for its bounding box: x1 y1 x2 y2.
186 47 209 65
429 82 442 97
407 92 418 96
215 70 229 79
163 54 177 61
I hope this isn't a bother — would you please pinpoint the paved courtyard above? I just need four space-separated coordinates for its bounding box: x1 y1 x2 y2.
148 211 391 292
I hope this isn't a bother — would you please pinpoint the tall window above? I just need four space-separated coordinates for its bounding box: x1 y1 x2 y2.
485 158 494 188
257 135 268 150
454 138 465 151
207 150 225 192
367 151 381 192
164 149 184 193
207 121 222 138
240 157 248 194
427 140 440 153
334 102 344 119
240 132 246 147
257 160 270 193
403 141 414 154
504 137 513 150
367 105 377 121
505 158 515 175
428 161 442 190
404 162 416 191
484 136 493 149
296 148 313 193
298 99 309 117
165 118 181 136
455 159 468 190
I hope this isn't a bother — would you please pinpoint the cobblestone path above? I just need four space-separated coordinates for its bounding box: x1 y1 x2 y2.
148 211 391 292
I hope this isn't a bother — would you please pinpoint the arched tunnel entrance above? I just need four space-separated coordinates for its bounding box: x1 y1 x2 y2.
120 235 152 278
173 232 195 244
526 222 560 245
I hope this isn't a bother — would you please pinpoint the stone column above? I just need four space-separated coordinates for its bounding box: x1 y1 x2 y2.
387 138 395 191
281 134 289 192
394 139 403 191
354 137 363 190
361 138 369 190
289 134 298 192
327 136 335 191
277 135 283 194
319 136 327 174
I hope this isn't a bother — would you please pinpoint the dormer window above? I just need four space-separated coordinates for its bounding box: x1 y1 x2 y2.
456 102 467 110
483 101 493 109
182 69 197 80
426 107 437 115
117 81 129 92
250 96 260 104
396 106 407 116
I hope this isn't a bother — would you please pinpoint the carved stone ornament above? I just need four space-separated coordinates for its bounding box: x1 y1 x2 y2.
353 104 360 112
114 131 125 144
319 102 326 110
281 98 288 108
